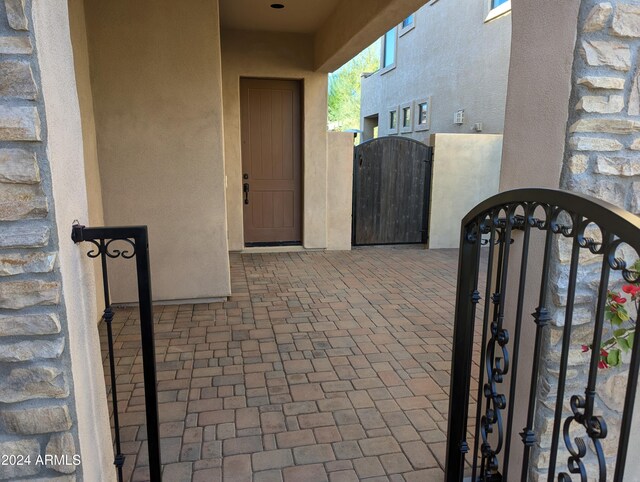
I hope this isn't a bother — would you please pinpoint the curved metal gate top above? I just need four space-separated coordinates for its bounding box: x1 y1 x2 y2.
352 136 432 246
446 188 640 481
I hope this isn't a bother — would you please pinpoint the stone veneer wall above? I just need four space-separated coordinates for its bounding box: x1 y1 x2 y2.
531 1 640 479
0 0 80 480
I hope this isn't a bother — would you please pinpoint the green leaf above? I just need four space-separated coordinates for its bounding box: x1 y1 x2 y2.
607 349 621 367
614 328 629 337
618 309 630 322
605 310 614 321
617 338 630 352
628 333 634 349
611 315 624 326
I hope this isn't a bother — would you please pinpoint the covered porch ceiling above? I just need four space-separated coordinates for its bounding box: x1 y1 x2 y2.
219 0 429 72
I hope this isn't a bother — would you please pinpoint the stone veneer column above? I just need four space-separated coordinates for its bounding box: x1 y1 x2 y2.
0 0 81 480
530 1 640 479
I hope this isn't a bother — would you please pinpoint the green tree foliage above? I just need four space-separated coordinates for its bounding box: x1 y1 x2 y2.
328 40 380 132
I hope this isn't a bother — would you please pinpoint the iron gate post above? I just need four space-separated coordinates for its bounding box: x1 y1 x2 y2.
72 224 162 481
445 221 482 481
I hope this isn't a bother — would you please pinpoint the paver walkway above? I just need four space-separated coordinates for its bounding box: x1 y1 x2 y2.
105 246 466 482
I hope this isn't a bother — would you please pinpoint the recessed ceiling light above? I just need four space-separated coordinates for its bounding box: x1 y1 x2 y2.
270 3 285 9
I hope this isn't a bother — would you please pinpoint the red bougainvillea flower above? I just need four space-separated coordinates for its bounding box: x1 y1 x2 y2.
598 360 609 369
622 285 640 297
612 295 627 304
600 348 609 357
582 345 589 352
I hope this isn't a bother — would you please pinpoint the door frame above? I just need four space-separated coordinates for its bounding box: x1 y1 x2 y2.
239 76 304 248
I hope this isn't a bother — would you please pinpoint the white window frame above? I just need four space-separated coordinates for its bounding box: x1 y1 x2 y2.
414 97 431 132
400 102 413 133
388 107 399 134
485 0 511 22
399 13 415 37
380 27 397 74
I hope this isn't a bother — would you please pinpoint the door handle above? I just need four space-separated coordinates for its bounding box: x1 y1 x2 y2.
243 183 250 204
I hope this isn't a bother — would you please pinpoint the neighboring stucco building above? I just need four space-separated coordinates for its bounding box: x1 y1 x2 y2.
360 0 512 142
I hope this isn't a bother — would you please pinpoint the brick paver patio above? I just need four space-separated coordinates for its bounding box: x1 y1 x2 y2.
104 246 467 481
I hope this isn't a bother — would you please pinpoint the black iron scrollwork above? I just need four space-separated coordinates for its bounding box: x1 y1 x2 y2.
446 189 640 482
83 238 137 259
477 208 514 478
480 320 510 476
558 395 607 481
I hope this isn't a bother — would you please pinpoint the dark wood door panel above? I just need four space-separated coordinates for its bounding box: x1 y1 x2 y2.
352 137 432 245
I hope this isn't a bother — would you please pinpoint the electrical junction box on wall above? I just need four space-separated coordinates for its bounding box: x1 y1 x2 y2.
454 110 464 125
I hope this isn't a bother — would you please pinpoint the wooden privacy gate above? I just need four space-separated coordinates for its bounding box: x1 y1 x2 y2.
352 137 432 245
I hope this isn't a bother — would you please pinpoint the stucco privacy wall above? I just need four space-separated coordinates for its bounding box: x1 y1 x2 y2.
67 0 104 313
222 29 328 251
428 134 502 249
83 0 230 303
360 0 511 141
0 0 113 479
327 131 354 250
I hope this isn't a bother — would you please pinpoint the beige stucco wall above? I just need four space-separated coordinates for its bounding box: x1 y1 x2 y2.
428 134 502 249
221 29 328 251
361 0 511 141
32 0 114 479
327 132 354 250
83 0 230 302
499 0 580 191
67 0 104 312
498 0 581 478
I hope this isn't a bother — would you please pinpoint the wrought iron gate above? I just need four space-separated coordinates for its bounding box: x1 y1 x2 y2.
72 224 162 482
352 136 432 245
446 189 640 481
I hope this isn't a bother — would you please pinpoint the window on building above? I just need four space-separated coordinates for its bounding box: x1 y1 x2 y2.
414 97 431 132
399 13 415 37
402 14 414 28
418 103 428 125
402 106 411 128
382 27 397 69
486 0 511 22
389 110 397 129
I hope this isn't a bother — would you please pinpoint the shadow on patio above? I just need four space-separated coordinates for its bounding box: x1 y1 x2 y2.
102 246 475 481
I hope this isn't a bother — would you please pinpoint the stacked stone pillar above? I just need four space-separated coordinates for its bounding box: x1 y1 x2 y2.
0 0 80 479
530 1 640 479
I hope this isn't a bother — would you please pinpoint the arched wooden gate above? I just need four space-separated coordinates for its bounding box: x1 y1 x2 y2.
352 136 432 246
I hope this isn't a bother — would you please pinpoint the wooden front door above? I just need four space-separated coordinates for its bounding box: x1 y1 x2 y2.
241 78 302 245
